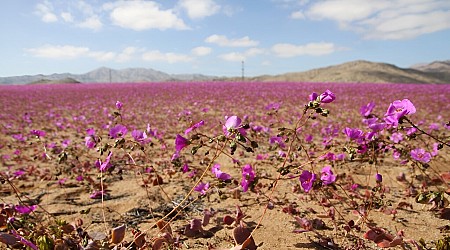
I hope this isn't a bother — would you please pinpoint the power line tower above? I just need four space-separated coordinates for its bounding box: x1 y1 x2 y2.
241 61 244 81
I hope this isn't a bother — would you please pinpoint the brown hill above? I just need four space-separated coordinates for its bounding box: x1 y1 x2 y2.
245 60 448 83
29 77 81 85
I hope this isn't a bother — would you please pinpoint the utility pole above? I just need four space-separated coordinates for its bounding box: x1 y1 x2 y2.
109 69 112 83
241 61 244 81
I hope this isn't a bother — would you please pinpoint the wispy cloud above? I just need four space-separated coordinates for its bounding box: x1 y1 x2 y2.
25 44 198 64
25 45 90 59
78 16 103 30
35 1 58 23
205 35 259 47
219 48 265 62
106 1 188 31
35 1 103 31
178 0 220 19
191 46 212 56
271 42 338 57
297 0 450 40
142 50 193 63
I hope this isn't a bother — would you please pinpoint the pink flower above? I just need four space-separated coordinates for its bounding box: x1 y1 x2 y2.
211 164 232 181
384 99 416 127
15 205 37 214
30 129 46 138
90 190 108 199
223 116 247 137
175 134 190 151
109 124 127 138
132 130 151 144
184 120 205 135
343 127 364 140
241 164 255 192
319 90 336 103
375 173 383 183
98 152 113 172
360 102 375 117
86 128 95 136
410 148 431 163
309 92 318 101
299 170 316 193
320 166 336 185
115 101 123 110
390 132 403 143
85 136 96 149
194 182 210 195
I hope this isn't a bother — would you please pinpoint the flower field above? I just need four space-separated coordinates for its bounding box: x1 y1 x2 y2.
0 82 449 249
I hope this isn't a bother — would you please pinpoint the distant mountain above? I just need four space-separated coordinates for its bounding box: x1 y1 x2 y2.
1 60 449 85
410 60 450 83
0 67 216 85
245 60 449 84
29 77 81 85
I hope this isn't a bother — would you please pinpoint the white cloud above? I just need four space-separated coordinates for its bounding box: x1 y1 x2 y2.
219 48 265 62
191 46 212 56
302 0 450 40
88 51 116 61
116 47 138 63
245 48 265 56
219 52 245 62
290 10 305 19
108 1 188 31
25 45 90 59
35 1 58 23
178 0 220 19
205 34 259 47
61 12 74 22
25 45 195 64
271 42 338 57
142 50 193 63
78 16 103 31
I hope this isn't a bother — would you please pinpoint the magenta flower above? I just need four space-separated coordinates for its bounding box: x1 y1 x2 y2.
319 90 336 103
431 143 439 157
309 92 318 101
343 127 364 140
184 120 205 135
86 128 95 136
11 230 38 250
61 139 70 148
320 166 336 185
98 152 113 172
384 99 416 127
211 164 232 181
194 182 210 196
375 173 383 183
241 164 255 192
175 134 190 151
90 190 109 199
223 116 247 137
360 102 375 117
182 163 190 173
30 129 46 138
85 136 96 149
115 101 123 110
390 132 403 143
132 130 151 144
109 124 128 138
269 136 286 148
410 148 431 163
15 205 37 214
299 170 316 193
12 134 26 142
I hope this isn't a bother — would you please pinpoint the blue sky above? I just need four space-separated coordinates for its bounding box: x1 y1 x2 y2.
1 0 450 77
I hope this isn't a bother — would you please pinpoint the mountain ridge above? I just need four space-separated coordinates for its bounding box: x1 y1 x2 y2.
1 60 449 85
